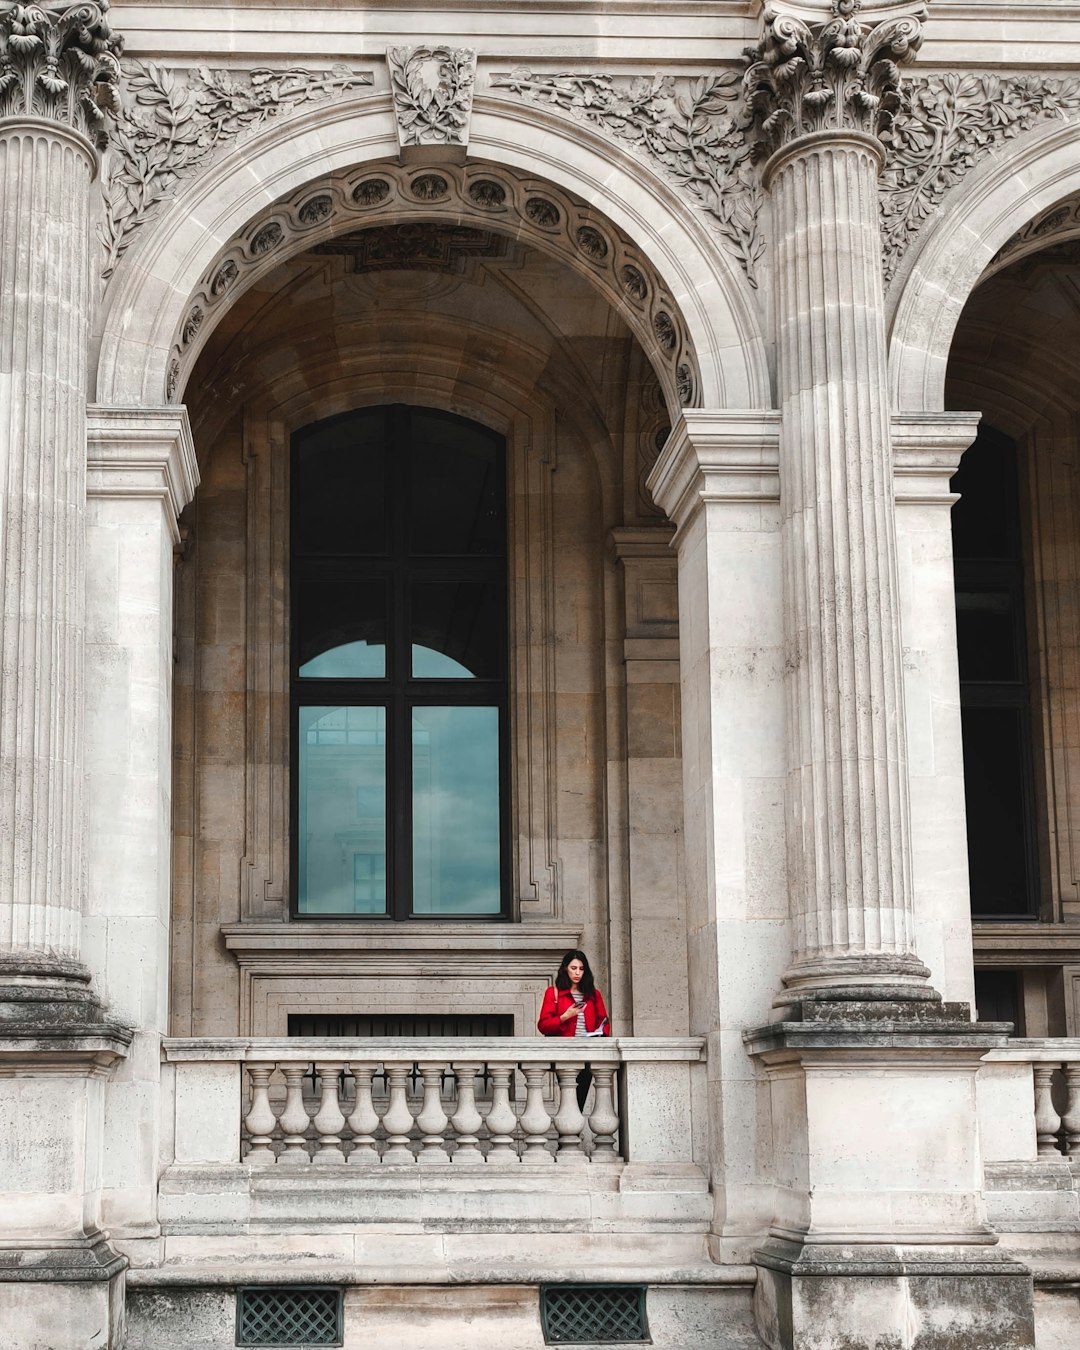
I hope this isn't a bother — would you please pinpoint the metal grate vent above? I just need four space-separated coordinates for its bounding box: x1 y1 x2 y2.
236 1287 342 1346
541 1285 649 1344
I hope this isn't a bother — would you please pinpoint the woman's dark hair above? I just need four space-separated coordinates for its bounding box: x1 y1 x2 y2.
554 950 596 997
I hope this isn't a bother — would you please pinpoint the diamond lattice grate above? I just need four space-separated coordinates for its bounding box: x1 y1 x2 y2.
237 1287 342 1346
541 1285 649 1344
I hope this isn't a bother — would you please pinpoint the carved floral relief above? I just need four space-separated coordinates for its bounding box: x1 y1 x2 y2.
490 68 765 287
388 45 475 149
101 62 372 278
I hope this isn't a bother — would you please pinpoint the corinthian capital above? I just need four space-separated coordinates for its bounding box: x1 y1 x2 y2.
0 1 123 147
744 0 924 159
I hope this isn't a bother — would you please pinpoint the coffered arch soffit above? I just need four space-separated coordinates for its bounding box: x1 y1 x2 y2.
888 120 1080 415
94 94 767 413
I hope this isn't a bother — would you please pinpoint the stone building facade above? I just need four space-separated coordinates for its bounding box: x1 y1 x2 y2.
2 0 1080 1346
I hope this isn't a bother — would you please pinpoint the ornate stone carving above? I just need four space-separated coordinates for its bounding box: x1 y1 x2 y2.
743 0 924 160
313 222 508 272
388 45 475 151
166 160 701 415
490 69 764 287
0 0 123 146
101 61 372 278
880 73 1080 285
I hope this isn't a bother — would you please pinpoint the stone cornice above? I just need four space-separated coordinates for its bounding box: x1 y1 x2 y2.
0 1 122 148
86 405 199 539
647 410 782 536
890 410 980 504
743 0 925 163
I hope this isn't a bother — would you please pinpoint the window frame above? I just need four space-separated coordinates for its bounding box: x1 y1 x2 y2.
289 403 511 921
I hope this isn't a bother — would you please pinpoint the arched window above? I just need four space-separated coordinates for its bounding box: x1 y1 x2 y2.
952 427 1040 918
291 405 508 918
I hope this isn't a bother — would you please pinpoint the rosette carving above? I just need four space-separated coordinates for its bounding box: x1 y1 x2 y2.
744 0 924 160
0 0 123 146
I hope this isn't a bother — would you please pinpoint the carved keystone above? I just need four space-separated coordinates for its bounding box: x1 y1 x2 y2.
388 45 475 162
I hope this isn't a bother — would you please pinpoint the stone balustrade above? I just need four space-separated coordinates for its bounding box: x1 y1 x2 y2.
979 1040 1080 1163
161 1036 704 1171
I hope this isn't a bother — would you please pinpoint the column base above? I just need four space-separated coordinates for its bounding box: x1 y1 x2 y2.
0 1236 126 1350
753 1236 1034 1350
778 952 937 1009
0 950 105 1028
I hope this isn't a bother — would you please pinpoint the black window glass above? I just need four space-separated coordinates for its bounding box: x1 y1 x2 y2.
408 411 503 555
293 408 389 556
951 427 1038 918
411 581 503 678
291 406 508 919
297 579 386 678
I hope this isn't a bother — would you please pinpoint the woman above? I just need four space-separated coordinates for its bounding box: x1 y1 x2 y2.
537 950 610 1109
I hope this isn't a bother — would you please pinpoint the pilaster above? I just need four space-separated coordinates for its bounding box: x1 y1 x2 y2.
85 406 198 1244
647 409 787 1256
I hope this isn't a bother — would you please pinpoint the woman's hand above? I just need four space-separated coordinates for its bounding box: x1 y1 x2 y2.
560 1004 578 1021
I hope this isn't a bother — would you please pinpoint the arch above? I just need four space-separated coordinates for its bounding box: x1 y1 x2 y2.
94 92 768 412
888 118 1080 412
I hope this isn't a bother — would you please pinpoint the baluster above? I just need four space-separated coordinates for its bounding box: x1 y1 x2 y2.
587 1063 619 1163
312 1062 347 1163
347 1062 381 1164
382 1062 416 1163
278 1061 313 1164
450 1062 484 1164
416 1061 451 1164
519 1063 556 1164
243 1064 277 1163
485 1063 519 1164
553 1061 587 1162
1062 1062 1080 1157
1035 1063 1064 1156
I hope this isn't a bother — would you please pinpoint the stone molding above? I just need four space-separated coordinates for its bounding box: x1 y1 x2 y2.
984 189 1080 280
164 159 701 415
86 406 199 544
647 410 782 537
101 60 373 278
0 0 122 149
890 410 980 505
743 0 924 160
388 45 474 156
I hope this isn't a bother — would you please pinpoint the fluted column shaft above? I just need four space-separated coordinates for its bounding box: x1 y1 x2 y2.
0 118 95 977
769 131 928 996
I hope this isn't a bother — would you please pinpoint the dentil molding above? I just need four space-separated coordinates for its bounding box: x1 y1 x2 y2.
0 0 122 147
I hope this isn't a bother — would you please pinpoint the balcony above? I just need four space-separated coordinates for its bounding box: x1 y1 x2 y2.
149 1036 715 1284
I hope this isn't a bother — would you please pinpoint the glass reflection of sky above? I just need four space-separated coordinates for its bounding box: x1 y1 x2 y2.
411 645 473 679
300 640 385 679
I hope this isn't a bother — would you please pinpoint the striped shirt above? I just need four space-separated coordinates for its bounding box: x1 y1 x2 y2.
571 989 587 1037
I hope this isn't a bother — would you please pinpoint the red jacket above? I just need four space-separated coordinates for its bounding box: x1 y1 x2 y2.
537 985 611 1038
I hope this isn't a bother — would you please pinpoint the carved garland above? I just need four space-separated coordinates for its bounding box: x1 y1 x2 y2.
102 60 373 278
165 160 702 415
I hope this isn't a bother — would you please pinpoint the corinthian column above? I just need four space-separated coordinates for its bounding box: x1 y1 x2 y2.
744 0 932 1003
0 1 122 1012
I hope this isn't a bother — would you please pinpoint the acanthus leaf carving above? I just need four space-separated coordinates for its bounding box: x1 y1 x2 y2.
490 68 765 287
880 72 1080 285
0 0 123 147
388 45 475 150
101 61 373 279
743 0 925 159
